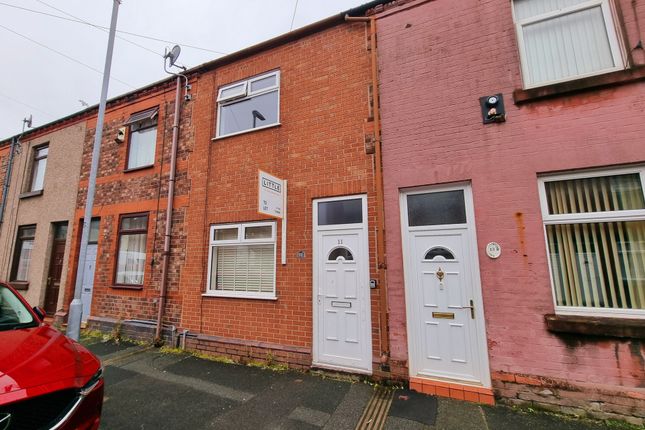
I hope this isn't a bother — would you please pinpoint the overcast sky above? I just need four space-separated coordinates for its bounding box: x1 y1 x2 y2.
0 0 368 139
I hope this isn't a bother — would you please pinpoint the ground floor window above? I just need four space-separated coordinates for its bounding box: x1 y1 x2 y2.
539 167 645 317
115 213 148 286
207 222 276 298
11 225 36 282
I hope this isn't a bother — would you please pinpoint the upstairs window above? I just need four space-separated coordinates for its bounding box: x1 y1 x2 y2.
125 107 158 170
512 0 624 88
216 71 280 138
30 145 48 192
539 168 645 318
207 222 276 299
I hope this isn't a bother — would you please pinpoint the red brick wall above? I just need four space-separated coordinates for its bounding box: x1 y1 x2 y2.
376 0 645 406
179 22 386 368
64 83 194 328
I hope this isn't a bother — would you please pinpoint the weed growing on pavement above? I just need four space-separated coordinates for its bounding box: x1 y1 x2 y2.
79 328 150 348
158 346 237 365
247 360 289 372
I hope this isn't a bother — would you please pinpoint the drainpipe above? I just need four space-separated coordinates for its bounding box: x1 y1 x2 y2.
155 75 182 344
0 136 18 225
345 14 390 366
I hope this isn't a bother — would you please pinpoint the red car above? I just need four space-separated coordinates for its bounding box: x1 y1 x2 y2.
0 282 104 430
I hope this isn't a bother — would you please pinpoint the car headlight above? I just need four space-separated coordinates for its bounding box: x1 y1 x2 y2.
80 367 103 396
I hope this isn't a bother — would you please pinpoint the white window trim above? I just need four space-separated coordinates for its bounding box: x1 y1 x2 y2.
512 0 625 89
204 221 277 299
537 165 645 319
215 70 281 139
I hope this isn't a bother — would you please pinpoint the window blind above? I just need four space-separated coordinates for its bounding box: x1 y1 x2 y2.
514 0 621 87
544 174 645 311
213 244 275 293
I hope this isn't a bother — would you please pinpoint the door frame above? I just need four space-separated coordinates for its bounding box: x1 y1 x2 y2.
400 182 491 388
312 194 372 374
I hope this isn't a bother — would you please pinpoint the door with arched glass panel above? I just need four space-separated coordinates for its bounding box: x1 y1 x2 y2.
401 185 490 387
313 195 371 374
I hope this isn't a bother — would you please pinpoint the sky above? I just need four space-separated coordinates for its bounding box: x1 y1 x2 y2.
0 0 368 139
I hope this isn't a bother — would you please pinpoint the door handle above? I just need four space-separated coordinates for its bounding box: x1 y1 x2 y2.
462 299 475 319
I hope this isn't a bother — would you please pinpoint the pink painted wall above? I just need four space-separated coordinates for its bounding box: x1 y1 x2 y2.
377 0 645 389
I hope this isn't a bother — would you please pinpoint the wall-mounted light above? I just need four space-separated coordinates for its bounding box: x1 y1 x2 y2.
479 93 506 124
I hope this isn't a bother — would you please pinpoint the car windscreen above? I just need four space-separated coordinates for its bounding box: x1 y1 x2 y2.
0 285 36 330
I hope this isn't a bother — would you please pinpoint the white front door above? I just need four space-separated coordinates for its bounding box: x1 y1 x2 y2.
401 184 490 386
81 243 98 323
313 195 372 374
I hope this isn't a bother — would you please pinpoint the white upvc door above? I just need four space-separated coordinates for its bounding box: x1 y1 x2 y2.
313 195 372 374
401 184 491 387
81 243 98 323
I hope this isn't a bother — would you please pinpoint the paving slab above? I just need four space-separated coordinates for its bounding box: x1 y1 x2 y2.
83 338 140 358
388 389 437 426
433 398 488 430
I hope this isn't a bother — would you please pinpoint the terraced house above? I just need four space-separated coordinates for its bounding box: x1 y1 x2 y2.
373 0 644 424
62 77 195 337
176 3 391 377
0 117 85 318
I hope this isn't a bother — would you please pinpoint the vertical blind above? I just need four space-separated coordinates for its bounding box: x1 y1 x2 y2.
545 174 645 310
212 244 275 293
514 0 617 87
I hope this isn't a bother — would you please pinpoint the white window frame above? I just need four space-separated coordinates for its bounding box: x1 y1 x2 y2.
537 165 645 319
512 0 625 89
215 70 281 139
205 221 277 300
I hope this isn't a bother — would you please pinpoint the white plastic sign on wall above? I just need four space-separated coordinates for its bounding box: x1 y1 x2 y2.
258 170 284 218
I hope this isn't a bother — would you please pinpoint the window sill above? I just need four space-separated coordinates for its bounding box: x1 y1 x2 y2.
124 164 154 173
10 281 29 290
212 123 281 141
111 284 144 291
19 190 43 199
202 292 277 301
513 66 645 105
545 313 645 340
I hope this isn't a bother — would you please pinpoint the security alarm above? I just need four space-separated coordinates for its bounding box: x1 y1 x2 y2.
479 93 506 124
115 127 126 143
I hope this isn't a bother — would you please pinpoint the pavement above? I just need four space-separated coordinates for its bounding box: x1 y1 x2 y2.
82 337 633 430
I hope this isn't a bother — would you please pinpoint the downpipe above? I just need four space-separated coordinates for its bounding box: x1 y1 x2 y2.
0 136 18 225
155 75 183 345
345 14 391 368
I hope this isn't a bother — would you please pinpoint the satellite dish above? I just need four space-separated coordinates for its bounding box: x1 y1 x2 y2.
165 45 181 67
